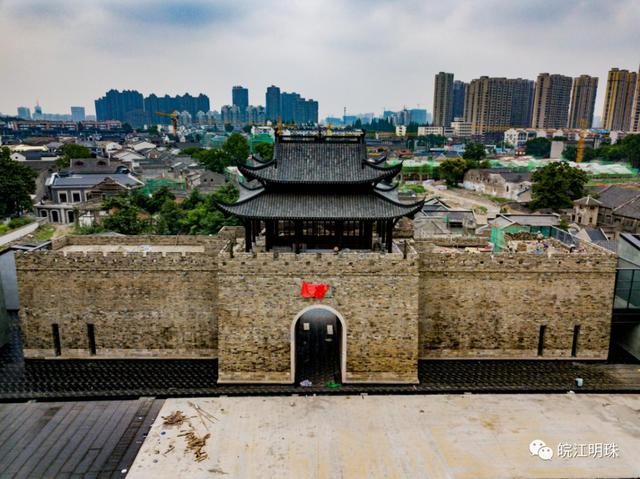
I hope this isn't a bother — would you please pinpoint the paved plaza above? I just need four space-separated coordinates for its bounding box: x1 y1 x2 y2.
130 394 640 479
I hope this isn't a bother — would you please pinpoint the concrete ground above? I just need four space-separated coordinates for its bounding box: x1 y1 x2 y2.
129 394 640 479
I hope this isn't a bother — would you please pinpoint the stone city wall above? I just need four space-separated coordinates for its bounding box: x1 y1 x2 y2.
51 233 231 254
216 246 420 384
416 240 617 359
16 244 218 359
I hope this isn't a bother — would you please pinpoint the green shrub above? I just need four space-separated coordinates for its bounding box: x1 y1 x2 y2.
8 216 33 229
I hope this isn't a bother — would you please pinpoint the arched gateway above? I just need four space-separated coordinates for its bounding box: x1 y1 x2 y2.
291 305 347 385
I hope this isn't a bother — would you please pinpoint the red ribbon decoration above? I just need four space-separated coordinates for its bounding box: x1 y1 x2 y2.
300 281 330 299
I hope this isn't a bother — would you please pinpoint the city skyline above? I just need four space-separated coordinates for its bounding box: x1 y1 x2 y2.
1 0 639 119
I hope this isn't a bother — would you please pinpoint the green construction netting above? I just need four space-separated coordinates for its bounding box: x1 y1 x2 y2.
488 158 638 177
250 133 274 152
490 225 558 252
140 178 186 196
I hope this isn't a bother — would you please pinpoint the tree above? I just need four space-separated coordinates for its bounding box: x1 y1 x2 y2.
56 143 92 170
223 133 250 164
102 206 148 234
525 138 551 158
60 143 92 159
181 147 203 156
530 162 589 210
147 186 176 214
562 146 577 162
462 141 486 167
122 123 133 133
563 145 597 162
439 158 469 187
224 123 234 133
0 147 37 217
211 182 240 205
254 142 274 162
621 134 640 168
154 199 185 235
597 143 626 161
195 148 232 173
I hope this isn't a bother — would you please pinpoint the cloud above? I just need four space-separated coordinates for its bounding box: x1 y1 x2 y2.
110 0 241 28
1 0 639 118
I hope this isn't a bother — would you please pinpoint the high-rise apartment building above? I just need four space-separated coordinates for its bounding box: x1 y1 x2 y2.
232 86 249 122
409 108 427 124
95 89 144 126
143 93 210 124
463 77 534 134
567 75 598 129
16 106 31 120
70 106 86 122
433 72 454 126
33 103 43 120
452 81 467 120
509 79 535 128
464 77 512 134
531 73 572 129
265 85 281 122
632 67 640 132
603 68 637 131
279 91 317 124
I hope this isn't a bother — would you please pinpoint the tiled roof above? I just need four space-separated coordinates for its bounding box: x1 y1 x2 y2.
574 195 602 206
216 190 423 220
490 214 559 227
238 140 401 185
51 173 143 189
612 196 640 220
596 185 640 210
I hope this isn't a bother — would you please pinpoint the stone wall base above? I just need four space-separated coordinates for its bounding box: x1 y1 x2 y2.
345 371 419 384
23 348 217 360
218 370 419 384
218 372 292 384
421 349 608 360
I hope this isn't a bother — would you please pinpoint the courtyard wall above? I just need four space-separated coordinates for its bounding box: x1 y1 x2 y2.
416 238 617 359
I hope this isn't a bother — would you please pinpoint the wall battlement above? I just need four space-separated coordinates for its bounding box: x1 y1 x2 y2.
16 250 216 271
217 246 419 276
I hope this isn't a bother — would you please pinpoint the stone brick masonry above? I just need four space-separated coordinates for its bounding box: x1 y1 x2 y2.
416 238 616 360
15 230 617 383
216 246 419 384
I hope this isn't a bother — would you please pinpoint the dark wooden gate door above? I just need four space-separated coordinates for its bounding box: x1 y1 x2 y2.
295 310 341 386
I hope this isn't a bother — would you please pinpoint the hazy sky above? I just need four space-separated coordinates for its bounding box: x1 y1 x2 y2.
1 0 639 119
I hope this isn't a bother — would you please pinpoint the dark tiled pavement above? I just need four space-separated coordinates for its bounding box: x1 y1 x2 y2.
0 398 163 479
1 311 640 400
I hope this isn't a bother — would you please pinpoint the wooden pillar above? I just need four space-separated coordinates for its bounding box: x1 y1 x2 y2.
386 220 393 253
244 220 252 252
336 221 344 248
294 220 302 253
364 221 373 249
265 220 273 251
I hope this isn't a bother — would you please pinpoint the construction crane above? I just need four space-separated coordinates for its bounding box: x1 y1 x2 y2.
576 119 588 163
155 111 178 134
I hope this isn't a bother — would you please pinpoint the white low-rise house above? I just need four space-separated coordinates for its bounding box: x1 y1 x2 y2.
418 126 454 136
395 125 407 137
451 118 472 138
463 168 532 202
503 128 537 148
36 171 143 225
